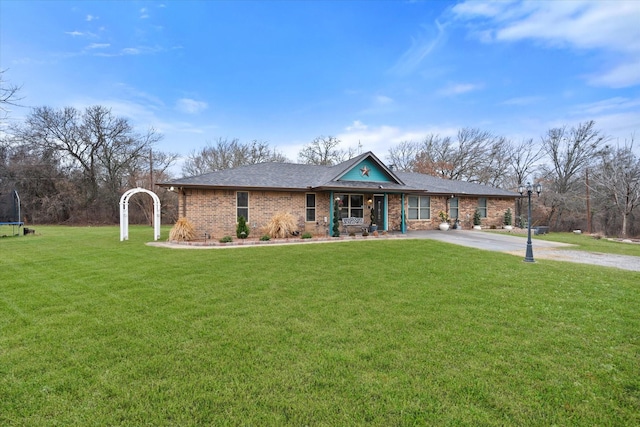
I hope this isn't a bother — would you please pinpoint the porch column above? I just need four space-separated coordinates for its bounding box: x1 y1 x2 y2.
329 190 334 233
401 194 406 234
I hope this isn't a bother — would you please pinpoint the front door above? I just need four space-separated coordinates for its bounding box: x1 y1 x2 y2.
374 195 385 230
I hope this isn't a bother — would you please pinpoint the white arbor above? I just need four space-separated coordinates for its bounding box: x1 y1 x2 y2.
119 188 161 241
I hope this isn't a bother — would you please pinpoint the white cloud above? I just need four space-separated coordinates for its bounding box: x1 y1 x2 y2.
501 95 544 106
374 95 394 106
140 8 149 19
438 82 483 96
86 43 110 50
86 14 97 22
336 121 458 160
588 59 640 88
390 20 446 75
573 97 640 116
122 48 140 55
176 98 208 114
65 31 84 37
452 0 640 88
346 120 367 132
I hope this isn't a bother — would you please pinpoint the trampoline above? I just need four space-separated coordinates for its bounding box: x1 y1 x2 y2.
0 189 24 236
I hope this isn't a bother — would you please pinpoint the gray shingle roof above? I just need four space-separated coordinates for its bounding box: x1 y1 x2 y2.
160 152 518 197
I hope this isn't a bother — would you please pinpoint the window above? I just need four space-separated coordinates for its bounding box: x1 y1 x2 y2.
236 191 249 222
336 194 364 218
448 197 459 220
408 196 430 220
306 193 316 222
477 198 487 218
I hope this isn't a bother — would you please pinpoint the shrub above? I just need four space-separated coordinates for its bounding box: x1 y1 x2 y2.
473 209 482 226
236 216 250 239
504 208 513 226
169 217 196 241
265 212 298 238
219 236 233 243
260 234 271 241
301 232 313 239
333 198 342 237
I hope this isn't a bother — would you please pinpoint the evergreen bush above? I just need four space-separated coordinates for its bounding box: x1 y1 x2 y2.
504 208 513 226
236 216 250 239
473 209 482 226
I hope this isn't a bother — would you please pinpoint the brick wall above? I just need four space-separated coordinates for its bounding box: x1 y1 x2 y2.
178 189 334 238
404 196 516 230
177 189 517 238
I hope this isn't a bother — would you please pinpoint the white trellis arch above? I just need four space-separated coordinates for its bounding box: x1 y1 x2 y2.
119 187 161 241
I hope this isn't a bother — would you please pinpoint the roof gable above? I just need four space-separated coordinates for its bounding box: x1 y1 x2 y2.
331 152 404 185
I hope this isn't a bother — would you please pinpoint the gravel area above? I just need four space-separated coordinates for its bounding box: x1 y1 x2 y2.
528 249 640 272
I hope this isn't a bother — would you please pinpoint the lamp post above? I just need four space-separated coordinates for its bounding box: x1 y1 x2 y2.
518 182 542 263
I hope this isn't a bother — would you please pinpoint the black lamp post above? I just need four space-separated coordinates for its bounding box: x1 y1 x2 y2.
518 181 542 263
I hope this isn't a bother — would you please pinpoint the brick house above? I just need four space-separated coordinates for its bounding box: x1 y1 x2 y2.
159 152 518 238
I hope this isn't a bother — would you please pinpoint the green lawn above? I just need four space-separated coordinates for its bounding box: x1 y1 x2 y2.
1 226 638 426
536 232 640 256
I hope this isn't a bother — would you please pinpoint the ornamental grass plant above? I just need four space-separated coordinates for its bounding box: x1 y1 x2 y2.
264 212 298 238
168 217 196 241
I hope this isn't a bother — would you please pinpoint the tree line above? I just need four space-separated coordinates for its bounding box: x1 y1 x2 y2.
1 73 638 236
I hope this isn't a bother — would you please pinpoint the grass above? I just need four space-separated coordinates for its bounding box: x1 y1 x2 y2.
537 232 640 256
1 226 639 426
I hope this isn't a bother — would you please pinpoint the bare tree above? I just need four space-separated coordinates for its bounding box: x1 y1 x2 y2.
506 138 544 226
11 105 162 222
475 135 511 187
387 140 419 172
0 69 23 122
591 139 640 237
0 141 76 223
182 138 288 176
410 129 508 185
412 134 453 177
540 120 607 229
298 136 346 165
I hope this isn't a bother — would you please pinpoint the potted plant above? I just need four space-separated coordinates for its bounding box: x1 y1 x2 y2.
438 211 450 231
473 209 482 230
504 208 513 230
369 207 377 232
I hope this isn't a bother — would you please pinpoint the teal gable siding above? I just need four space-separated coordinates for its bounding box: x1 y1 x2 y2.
339 159 394 182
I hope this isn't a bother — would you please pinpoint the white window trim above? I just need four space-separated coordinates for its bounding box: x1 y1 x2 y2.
236 191 249 222
305 193 316 222
408 195 431 220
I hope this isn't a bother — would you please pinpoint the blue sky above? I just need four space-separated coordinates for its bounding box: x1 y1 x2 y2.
2 0 639 172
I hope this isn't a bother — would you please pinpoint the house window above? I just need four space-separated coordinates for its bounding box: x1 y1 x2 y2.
408 196 430 220
336 194 364 218
478 198 487 218
306 193 316 222
236 191 249 222
448 197 459 220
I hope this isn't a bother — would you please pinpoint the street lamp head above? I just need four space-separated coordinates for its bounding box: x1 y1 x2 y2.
518 183 524 195
535 182 542 195
526 182 532 193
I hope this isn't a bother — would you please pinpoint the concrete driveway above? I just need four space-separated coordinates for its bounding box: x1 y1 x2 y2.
407 230 640 272
408 229 570 252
